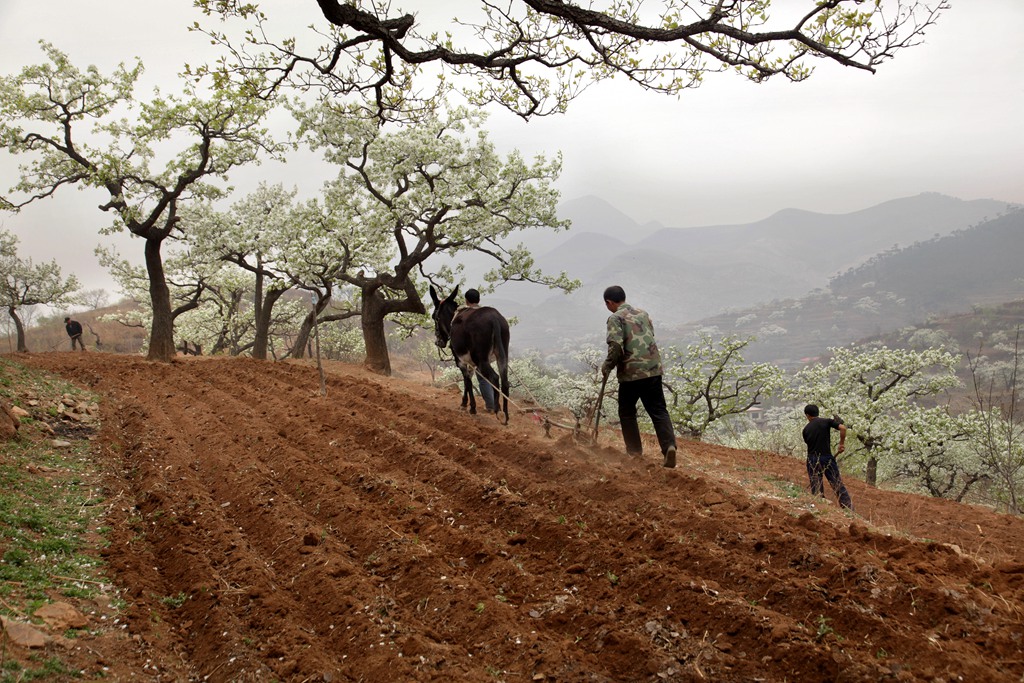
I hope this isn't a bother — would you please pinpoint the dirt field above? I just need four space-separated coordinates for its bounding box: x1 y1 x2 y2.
8 352 1024 682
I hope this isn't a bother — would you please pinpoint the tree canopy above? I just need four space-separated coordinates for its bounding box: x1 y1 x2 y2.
196 0 949 117
186 183 307 359
0 43 285 361
664 333 785 440
294 104 576 374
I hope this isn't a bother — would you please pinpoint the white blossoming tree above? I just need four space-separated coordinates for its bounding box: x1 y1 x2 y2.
185 184 310 360
664 333 785 440
95 242 246 355
293 103 577 375
966 328 1024 512
0 43 285 361
196 1 949 118
0 228 80 352
881 407 986 500
792 345 977 487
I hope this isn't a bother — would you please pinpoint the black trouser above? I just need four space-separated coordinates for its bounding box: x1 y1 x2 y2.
616 374 676 456
807 453 853 509
70 334 85 351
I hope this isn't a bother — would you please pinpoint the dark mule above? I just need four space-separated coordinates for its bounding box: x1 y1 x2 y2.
430 286 510 423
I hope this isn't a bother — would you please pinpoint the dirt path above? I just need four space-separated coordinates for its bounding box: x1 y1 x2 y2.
13 352 1024 682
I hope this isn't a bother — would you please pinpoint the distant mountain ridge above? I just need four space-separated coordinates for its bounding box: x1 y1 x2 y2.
672 207 1024 366
495 193 1017 353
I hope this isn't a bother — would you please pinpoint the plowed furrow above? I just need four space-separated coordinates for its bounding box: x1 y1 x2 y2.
14 353 1024 683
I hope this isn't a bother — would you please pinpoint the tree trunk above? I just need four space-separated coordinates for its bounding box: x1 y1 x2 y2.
145 238 176 362
865 455 878 487
290 292 331 360
7 307 27 353
86 322 102 349
290 314 313 360
252 271 266 359
354 272 425 376
210 290 244 355
252 287 287 360
361 290 391 376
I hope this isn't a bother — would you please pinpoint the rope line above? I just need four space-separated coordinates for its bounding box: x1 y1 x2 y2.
438 344 602 439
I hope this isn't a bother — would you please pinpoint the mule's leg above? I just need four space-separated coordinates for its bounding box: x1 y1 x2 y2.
463 369 477 414
500 365 510 423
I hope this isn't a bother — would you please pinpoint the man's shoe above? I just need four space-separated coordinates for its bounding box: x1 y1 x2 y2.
663 445 677 468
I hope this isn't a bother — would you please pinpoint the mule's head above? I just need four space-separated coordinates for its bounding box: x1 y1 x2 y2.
429 285 460 348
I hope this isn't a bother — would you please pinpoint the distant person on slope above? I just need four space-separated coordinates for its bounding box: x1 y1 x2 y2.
601 285 677 468
64 317 85 351
454 288 497 413
801 404 853 510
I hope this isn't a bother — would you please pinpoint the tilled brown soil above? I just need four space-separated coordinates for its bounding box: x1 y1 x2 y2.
11 352 1024 682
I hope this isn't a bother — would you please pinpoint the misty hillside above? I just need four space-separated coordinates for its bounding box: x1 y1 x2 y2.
829 209 1024 309
496 193 1016 353
541 195 662 249
674 208 1024 366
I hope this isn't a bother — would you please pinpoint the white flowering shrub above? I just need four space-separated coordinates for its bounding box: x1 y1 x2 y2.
664 334 785 440
853 296 879 314
436 346 605 425
758 324 788 338
904 327 959 353
734 314 758 327
881 431 987 501
709 406 805 457
318 321 366 362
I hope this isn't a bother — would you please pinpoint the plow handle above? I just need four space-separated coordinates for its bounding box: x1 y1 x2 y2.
592 372 609 443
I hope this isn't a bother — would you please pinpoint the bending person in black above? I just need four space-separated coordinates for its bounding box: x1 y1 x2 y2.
64 317 85 351
801 404 853 510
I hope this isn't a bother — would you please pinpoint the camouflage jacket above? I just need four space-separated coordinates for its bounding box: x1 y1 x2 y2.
604 303 663 382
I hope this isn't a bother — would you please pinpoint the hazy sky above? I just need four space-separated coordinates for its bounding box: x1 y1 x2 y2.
1 1 1022 294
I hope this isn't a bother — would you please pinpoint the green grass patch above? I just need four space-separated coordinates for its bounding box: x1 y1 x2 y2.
766 475 805 500
0 360 111 621
0 655 79 681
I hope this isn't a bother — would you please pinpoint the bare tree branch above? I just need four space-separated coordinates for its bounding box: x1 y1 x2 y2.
197 1 948 117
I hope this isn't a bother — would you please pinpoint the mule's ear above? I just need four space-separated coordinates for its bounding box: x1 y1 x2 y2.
445 285 459 304
429 285 440 306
